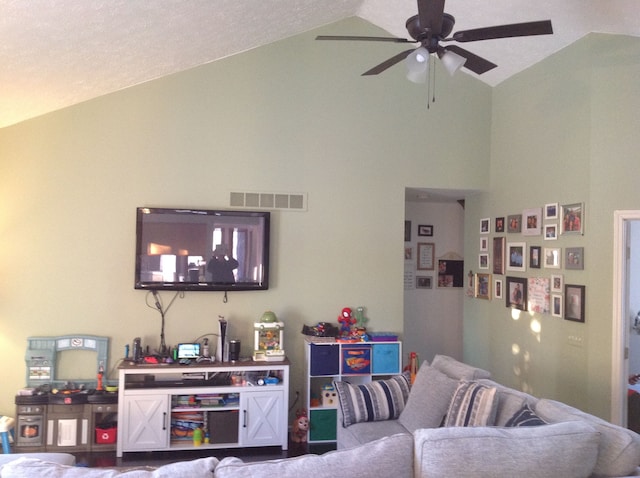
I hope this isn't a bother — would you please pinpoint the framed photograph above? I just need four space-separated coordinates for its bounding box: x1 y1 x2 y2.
529 246 542 269
552 294 563 318
480 237 488 252
494 279 503 299
506 276 527 310
493 237 505 275
475 273 492 300
506 242 526 272
405 247 413 261
545 203 559 220
417 242 435 271
544 224 558 240
565 247 584 270
480 218 490 234
507 214 522 233
522 208 542 236
416 276 433 289
565 284 586 323
544 247 561 269
479 253 489 270
418 224 433 237
551 274 564 293
438 259 464 288
561 202 584 235
405 221 411 242
495 217 505 233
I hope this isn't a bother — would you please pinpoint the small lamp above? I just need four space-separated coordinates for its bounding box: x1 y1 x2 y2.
406 46 430 84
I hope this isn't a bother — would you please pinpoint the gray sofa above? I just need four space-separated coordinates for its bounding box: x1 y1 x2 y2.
2 355 640 477
335 354 640 478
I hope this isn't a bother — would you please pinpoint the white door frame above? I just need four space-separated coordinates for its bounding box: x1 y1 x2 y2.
611 210 640 425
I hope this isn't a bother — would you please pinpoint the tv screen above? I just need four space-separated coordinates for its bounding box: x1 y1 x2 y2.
135 207 270 291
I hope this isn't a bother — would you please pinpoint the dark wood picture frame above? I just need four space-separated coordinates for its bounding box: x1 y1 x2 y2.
493 237 505 275
505 276 527 310
529 246 542 269
418 224 433 237
565 284 586 322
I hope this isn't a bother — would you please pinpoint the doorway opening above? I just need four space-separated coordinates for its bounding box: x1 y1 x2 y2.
611 210 640 430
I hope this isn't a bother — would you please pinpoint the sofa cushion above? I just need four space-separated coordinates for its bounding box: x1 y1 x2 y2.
430 355 491 380
398 365 459 433
336 416 409 449
0 453 76 467
413 421 599 478
443 380 498 427
505 403 548 427
214 433 414 478
535 398 640 477
334 372 411 427
0 456 218 477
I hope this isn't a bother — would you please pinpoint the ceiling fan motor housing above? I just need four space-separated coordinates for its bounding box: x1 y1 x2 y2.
406 13 455 52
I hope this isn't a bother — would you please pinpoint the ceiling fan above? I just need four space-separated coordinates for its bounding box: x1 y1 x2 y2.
316 0 553 81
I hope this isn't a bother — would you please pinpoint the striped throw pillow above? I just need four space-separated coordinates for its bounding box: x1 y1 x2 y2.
334 372 411 427
444 380 498 427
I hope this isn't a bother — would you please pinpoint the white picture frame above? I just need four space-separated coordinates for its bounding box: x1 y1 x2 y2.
544 247 562 269
494 279 503 300
551 274 564 293
544 224 558 240
506 242 526 272
522 208 542 236
544 203 559 220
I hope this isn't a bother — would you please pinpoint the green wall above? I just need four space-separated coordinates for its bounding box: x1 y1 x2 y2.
0 17 491 416
464 33 640 419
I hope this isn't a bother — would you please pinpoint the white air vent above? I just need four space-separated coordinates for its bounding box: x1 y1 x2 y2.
229 191 307 211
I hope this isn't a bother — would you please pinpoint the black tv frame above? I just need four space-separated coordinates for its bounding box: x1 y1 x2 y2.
134 207 270 292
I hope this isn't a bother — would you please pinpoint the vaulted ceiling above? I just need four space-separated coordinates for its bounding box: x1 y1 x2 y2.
1 0 638 129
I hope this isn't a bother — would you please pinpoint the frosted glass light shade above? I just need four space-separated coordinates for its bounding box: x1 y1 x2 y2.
441 50 466 76
406 47 429 83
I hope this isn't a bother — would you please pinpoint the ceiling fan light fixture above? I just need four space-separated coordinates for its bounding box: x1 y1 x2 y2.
440 50 467 76
406 46 430 83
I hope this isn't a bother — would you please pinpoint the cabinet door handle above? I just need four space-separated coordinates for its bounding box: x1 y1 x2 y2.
163 412 167 431
243 410 247 428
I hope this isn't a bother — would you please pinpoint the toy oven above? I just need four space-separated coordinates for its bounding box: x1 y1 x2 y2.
16 407 45 447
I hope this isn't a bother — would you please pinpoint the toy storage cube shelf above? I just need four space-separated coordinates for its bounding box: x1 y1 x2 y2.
304 338 402 443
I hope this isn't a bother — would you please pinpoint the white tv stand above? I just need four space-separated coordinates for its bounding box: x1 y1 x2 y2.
116 359 289 457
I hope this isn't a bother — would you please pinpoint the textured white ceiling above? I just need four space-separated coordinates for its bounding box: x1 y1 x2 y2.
1 0 638 129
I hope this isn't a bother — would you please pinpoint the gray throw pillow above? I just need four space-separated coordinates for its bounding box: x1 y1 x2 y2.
430 354 491 380
398 365 459 432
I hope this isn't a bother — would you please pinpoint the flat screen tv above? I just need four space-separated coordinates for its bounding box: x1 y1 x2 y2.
135 207 270 291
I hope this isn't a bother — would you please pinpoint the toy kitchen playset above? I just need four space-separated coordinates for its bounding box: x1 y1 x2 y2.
14 335 118 453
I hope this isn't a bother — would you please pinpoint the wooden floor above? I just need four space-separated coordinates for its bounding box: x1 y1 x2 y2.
71 442 336 468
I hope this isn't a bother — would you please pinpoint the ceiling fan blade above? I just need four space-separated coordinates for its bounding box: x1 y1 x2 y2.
316 35 414 44
450 20 553 43
362 49 415 76
443 45 497 75
417 0 446 36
